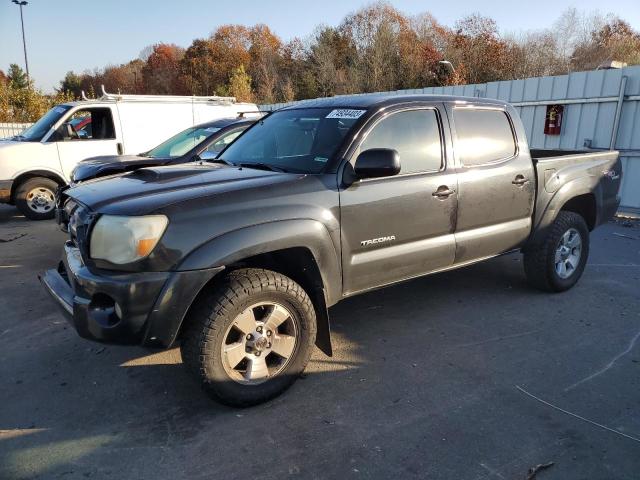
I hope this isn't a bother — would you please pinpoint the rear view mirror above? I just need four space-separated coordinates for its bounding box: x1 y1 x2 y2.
354 148 400 179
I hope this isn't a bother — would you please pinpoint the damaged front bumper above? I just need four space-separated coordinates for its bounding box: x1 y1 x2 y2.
40 241 223 347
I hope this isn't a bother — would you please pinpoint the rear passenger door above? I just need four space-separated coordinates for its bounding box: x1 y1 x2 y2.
339 105 458 295
447 105 535 263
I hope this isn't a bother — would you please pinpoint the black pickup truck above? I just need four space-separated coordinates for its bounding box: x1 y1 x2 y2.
42 94 621 406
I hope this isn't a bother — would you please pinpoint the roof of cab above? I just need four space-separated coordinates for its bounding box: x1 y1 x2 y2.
279 94 509 110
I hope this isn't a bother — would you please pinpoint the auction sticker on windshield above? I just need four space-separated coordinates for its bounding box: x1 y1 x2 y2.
326 109 366 119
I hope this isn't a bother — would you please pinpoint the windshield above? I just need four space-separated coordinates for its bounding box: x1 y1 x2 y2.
220 108 364 173
17 105 71 142
145 126 221 158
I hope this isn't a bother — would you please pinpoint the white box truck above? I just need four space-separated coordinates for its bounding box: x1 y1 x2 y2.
0 87 258 219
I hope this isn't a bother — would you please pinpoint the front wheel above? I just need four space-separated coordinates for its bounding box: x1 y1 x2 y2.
15 177 58 220
523 211 590 292
180 268 317 407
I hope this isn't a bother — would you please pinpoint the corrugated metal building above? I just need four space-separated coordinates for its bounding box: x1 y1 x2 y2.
261 65 640 214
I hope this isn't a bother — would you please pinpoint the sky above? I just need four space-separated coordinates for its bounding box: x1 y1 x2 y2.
1 0 639 92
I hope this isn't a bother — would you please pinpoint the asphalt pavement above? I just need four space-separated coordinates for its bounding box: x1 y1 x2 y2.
0 204 639 480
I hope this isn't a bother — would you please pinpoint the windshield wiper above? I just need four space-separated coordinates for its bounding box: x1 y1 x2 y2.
236 162 288 173
205 157 236 167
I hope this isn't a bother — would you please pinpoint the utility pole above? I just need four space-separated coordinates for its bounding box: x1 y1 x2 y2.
12 0 30 83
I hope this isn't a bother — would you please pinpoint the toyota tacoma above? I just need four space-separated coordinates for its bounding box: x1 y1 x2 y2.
41 95 622 406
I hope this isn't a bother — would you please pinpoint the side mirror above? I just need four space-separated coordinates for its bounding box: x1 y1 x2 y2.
354 148 400 179
199 150 217 161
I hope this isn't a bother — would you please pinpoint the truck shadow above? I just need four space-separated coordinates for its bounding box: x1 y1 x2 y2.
1 252 541 479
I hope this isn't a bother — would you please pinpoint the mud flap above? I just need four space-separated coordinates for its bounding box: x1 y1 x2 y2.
312 287 332 357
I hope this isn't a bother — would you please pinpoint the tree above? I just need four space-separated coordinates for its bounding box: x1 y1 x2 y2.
47 6 640 105
340 2 408 92
142 43 186 94
571 17 640 70
248 24 283 103
181 39 218 95
7 64 28 89
225 65 253 102
59 71 82 97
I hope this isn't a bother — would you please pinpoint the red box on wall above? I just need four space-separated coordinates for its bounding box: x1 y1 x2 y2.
544 105 564 135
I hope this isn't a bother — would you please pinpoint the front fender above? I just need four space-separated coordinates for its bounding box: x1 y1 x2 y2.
178 219 343 306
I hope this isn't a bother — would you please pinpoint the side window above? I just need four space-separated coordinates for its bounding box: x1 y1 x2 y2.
358 109 442 174
65 108 115 141
453 109 516 166
206 129 243 155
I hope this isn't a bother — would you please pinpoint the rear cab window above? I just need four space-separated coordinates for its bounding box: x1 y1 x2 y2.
452 108 516 166
356 108 443 174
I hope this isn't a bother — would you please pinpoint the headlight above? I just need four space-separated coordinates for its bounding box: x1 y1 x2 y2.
90 215 168 264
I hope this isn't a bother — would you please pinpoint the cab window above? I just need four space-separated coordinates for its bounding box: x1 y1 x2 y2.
358 109 443 174
59 108 115 141
453 108 516 166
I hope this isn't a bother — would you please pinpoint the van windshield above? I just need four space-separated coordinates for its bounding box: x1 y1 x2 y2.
145 126 220 158
16 105 72 142
219 108 364 173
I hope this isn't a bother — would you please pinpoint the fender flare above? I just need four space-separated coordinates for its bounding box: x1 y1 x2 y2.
179 219 342 298
172 219 342 355
529 176 601 245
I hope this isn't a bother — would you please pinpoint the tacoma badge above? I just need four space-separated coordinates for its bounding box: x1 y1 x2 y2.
361 235 396 247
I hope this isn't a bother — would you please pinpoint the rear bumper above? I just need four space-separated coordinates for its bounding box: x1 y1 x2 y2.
40 242 223 347
0 179 13 203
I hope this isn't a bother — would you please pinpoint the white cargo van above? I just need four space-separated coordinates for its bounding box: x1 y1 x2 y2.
0 87 258 219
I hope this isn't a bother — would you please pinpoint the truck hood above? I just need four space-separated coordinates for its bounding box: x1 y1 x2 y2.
66 164 303 215
71 154 173 183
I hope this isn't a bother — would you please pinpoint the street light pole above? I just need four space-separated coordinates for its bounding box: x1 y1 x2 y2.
12 0 30 83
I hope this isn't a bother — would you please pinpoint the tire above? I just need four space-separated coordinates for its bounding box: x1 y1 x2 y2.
180 268 317 407
15 177 58 220
523 211 590 292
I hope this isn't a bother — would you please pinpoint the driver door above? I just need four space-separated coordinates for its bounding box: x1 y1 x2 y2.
339 106 458 295
54 107 121 179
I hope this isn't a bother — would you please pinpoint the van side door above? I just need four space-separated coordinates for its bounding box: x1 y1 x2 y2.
447 104 535 263
52 106 122 179
339 104 458 296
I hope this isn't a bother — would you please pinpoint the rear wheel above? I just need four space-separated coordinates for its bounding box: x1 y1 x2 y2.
15 177 58 220
523 211 590 292
180 268 316 407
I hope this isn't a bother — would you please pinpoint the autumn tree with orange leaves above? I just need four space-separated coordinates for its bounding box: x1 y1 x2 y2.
53 2 640 105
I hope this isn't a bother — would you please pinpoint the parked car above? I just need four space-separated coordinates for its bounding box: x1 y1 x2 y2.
42 94 622 407
55 116 259 231
0 87 258 219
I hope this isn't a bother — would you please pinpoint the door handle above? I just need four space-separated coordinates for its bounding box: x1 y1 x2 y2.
432 186 455 199
117 143 123 155
512 174 528 186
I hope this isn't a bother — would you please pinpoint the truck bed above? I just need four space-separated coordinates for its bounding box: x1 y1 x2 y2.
529 149 621 235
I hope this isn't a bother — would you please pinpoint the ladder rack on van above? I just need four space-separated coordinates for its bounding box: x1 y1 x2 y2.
79 85 238 104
